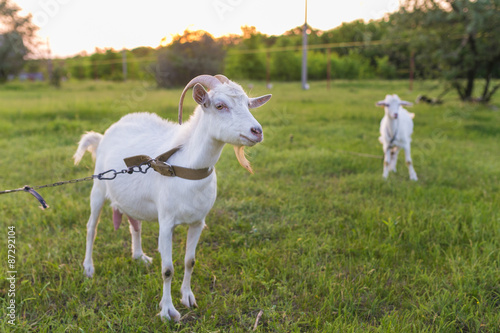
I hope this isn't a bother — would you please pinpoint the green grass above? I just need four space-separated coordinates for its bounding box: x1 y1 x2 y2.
0 79 499 332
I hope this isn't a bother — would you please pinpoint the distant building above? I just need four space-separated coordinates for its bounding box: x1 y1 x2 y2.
18 72 45 81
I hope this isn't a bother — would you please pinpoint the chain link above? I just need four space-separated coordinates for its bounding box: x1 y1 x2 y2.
31 175 97 190
0 160 153 195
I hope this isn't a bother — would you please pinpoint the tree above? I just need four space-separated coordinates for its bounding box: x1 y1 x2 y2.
393 0 500 102
0 0 38 82
224 26 267 80
155 30 225 87
0 32 26 81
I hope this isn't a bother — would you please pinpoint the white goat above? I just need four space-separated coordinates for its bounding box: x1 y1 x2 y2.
376 94 418 181
73 75 271 321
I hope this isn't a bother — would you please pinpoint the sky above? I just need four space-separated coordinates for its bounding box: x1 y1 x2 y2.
14 0 400 58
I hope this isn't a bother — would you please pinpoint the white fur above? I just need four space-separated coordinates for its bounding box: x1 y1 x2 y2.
376 94 418 181
74 78 271 321
73 131 103 163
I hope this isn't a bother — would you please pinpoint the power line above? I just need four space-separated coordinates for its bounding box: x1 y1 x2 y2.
46 38 411 70
39 32 488 73
228 38 411 55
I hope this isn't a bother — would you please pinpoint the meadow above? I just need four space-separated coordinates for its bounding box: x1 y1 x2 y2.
0 79 499 332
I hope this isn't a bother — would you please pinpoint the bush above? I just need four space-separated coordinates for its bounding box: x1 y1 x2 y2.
270 50 300 81
375 55 398 79
308 51 328 80
50 66 66 88
331 51 375 79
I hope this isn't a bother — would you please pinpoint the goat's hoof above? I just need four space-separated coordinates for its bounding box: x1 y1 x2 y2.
181 291 198 308
83 264 94 278
158 306 181 322
134 253 153 265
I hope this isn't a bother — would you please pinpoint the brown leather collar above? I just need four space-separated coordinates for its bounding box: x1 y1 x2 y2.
124 146 213 180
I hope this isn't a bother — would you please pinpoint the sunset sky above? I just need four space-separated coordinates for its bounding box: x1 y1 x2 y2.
14 0 400 58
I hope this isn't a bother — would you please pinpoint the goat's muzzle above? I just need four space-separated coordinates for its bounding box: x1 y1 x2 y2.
251 127 263 142
240 126 263 145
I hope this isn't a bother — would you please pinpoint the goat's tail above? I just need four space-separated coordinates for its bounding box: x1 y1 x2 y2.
73 131 103 165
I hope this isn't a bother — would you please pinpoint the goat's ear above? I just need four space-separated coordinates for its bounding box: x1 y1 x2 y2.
400 101 413 106
249 94 272 109
193 83 210 107
376 101 387 107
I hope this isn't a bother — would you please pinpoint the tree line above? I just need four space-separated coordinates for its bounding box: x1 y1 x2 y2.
2 0 500 102
40 22 405 84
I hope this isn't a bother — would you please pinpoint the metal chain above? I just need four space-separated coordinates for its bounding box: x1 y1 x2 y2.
29 175 98 191
0 159 153 196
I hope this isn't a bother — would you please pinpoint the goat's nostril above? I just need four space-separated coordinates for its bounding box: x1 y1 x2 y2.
251 127 262 136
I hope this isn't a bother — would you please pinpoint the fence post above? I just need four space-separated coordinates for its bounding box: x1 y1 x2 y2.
47 38 53 81
409 50 415 91
122 49 128 81
266 51 270 88
327 48 331 90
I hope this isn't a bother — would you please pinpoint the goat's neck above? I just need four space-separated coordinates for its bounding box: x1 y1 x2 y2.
386 117 399 138
175 109 225 169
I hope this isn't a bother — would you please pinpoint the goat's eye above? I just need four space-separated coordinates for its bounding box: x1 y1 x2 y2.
215 103 226 110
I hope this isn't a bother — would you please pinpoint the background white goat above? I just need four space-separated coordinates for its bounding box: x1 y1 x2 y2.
73 74 271 321
376 94 418 181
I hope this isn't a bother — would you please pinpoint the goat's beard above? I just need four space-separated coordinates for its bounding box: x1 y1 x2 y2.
233 145 253 174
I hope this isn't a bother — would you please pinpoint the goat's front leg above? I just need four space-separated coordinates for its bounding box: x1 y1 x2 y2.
128 218 152 264
389 147 400 173
383 146 392 179
404 146 418 181
181 221 204 308
158 220 181 322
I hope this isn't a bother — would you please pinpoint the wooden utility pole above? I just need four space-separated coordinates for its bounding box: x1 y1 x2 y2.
301 0 308 90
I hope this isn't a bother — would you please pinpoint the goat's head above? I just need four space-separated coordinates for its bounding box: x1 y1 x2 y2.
178 74 272 173
376 94 412 119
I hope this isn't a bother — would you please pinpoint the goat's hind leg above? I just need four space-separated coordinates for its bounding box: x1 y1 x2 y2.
181 221 204 308
128 217 152 264
83 182 106 278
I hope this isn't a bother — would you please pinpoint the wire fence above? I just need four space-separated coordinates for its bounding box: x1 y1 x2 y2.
34 32 495 87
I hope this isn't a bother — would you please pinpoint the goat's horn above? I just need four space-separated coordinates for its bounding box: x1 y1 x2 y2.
178 75 222 125
214 74 230 84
